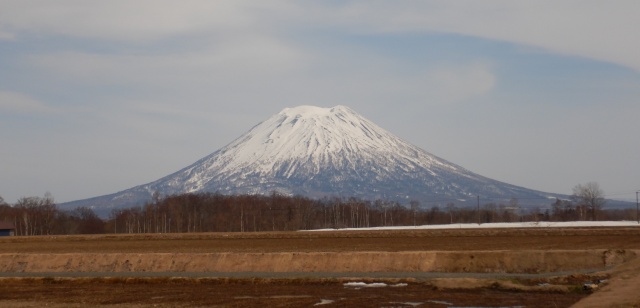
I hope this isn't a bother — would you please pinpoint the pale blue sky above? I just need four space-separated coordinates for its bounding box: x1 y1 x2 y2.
1 1 639 204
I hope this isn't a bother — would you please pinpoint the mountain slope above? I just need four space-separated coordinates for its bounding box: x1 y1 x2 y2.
61 105 560 212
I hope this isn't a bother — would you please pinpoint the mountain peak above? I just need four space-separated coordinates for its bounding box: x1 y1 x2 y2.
279 105 354 118
60 104 559 212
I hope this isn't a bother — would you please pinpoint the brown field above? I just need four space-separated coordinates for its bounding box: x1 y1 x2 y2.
1 227 639 307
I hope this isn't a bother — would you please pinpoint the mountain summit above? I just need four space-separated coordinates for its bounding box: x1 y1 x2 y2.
62 105 557 211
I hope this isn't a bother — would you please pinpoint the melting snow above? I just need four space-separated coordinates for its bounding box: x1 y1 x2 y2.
314 299 335 306
312 221 639 231
344 282 408 288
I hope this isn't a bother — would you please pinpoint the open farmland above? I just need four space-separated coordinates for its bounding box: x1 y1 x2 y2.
1 227 639 307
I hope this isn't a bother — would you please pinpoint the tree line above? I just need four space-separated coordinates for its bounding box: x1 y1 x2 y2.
0 183 636 236
0 194 104 235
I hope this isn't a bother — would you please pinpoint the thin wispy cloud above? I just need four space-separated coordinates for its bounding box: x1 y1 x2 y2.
0 28 14 40
0 91 55 114
327 1 640 71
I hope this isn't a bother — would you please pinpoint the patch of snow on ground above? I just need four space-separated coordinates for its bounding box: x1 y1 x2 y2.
343 282 408 289
310 221 639 231
427 299 454 305
390 283 408 287
314 299 335 306
344 282 388 288
390 302 423 307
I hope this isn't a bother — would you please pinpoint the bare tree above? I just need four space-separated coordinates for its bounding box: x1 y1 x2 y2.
410 200 420 226
74 207 105 234
445 202 456 224
572 182 606 221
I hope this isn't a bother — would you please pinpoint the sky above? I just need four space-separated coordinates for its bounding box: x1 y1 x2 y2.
1 1 639 204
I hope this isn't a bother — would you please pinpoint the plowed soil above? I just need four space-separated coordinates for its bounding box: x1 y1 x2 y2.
3 228 640 253
1 227 639 307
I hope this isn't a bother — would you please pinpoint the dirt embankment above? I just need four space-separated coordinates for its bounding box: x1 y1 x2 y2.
0 249 634 274
570 256 640 308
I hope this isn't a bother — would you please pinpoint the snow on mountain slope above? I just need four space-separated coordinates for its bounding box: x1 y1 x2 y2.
60 105 559 212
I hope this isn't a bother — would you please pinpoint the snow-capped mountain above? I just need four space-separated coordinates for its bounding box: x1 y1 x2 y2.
61 105 560 212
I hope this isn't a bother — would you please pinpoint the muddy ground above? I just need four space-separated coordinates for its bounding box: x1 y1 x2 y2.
0 276 592 308
0 227 639 307
3 228 640 253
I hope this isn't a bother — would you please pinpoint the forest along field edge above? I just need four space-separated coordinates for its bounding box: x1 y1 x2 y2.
1 192 638 235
